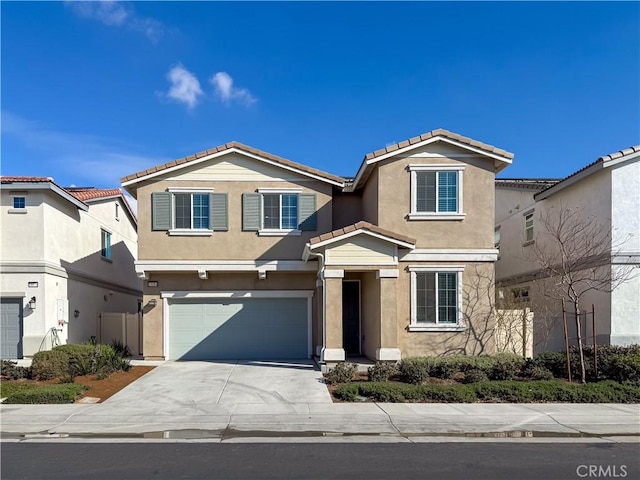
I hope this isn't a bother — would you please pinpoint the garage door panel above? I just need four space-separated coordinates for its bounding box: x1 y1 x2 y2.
168 297 308 360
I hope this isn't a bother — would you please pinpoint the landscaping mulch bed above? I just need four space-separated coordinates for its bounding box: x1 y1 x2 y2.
74 366 155 403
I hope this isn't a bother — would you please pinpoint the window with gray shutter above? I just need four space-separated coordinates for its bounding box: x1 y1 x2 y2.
298 194 317 231
210 193 228 231
152 192 172 231
416 171 436 212
242 193 261 231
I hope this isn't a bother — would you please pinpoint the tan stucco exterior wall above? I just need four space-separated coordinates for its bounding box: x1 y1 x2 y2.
136 178 333 261
361 168 379 225
332 190 363 228
375 156 496 249
396 262 496 357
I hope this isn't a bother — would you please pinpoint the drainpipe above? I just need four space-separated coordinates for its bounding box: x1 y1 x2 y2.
306 251 326 363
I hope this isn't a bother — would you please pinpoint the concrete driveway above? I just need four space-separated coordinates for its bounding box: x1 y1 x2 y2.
104 360 332 409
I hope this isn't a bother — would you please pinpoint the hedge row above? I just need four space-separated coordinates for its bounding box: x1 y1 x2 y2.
334 380 640 403
0 382 87 404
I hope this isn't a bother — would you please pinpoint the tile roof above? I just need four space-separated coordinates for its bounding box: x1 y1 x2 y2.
363 128 514 161
65 187 124 202
309 221 416 247
495 178 560 190
535 145 640 199
1 176 55 184
120 141 346 185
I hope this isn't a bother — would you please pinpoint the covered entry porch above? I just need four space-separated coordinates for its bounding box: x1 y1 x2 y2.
302 221 416 363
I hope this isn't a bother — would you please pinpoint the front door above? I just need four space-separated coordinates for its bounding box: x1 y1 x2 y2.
342 281 360 355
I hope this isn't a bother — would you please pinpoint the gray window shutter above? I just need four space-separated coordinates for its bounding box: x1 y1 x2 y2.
242 193 261 231
210 193 228 231
298 194 317 231
152 192 172 231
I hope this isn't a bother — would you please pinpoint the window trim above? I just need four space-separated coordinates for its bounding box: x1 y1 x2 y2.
408 164 465 220
256 188 303 236
409 265 465 332
101 229 112 262
166 188 215 236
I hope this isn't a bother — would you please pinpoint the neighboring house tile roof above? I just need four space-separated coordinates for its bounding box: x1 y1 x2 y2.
65 187 125 202
363 128 515 161
120 141 346 186
309 221 416 248
1 176 55 183
535 145 640 200
495 178 560 190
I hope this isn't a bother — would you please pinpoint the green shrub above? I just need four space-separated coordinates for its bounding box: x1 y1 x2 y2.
3 383 87 404
534 345 640 382
460 368 489 384
367 362 398 382
398 357 433 384
487 353 524 381
325 362 358 385
92 344 131 379
110 339 132 358
0 360 31 380
31 349 72 380
53 344 95 376
334 380 640 403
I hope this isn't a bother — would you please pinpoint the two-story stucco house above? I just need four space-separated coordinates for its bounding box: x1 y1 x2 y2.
495 146 640 354
0 177 142 358
121 129 513 362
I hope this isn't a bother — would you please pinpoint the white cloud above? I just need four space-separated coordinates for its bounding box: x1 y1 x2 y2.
210 72 256 106
165 64 204 109
1 111 168 187
65 1 166 43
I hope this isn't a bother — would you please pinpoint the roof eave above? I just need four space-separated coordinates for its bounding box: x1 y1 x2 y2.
2 182 89 211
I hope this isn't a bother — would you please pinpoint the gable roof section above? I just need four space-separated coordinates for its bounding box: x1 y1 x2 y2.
120 141 346 192
535 145 640 201
307 221 416 251
66 187 137 225
348 128 514 191
1 176 89 211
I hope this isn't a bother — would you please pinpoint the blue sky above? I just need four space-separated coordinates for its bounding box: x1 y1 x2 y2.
2 1 639 191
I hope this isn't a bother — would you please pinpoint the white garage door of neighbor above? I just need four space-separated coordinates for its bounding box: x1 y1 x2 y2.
168 297 309 360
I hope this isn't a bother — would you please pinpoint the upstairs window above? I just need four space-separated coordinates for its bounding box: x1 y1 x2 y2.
151 189 228 236
262 193 298 230
524 211 534 244
409 165 465 220
174 193 210 230
242 189 317 236
13 197 26 209
494 227 501 249
101 229 112 260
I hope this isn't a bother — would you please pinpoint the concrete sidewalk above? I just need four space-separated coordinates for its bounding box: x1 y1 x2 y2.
1 402 638 442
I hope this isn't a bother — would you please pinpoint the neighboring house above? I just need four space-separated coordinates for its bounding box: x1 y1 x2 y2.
0 177 142 358
121 129 513 362
495 146 640 354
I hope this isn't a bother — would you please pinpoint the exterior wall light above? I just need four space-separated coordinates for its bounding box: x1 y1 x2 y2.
28 296 37 309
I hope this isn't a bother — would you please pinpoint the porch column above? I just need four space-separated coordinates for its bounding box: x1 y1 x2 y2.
377 269 401 361
323 269 345 361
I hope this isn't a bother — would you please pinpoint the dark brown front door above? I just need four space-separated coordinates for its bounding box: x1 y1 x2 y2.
342 281 360 355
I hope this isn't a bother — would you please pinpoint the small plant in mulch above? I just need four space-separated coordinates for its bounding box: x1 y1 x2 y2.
325 362 358 385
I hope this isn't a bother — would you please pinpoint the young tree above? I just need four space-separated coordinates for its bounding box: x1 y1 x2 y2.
527 205 636 383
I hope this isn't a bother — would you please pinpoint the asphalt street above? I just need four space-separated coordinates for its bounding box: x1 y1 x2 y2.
2 442 639 480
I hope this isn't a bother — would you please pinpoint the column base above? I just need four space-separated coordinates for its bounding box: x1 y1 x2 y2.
375 348 401 361
321 348 346 362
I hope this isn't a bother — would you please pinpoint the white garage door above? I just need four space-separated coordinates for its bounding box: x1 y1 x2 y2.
168 296 309 360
